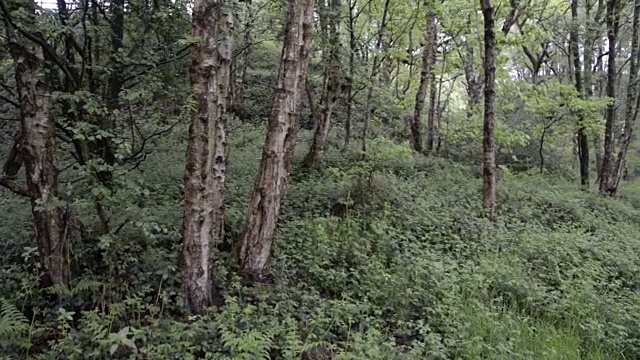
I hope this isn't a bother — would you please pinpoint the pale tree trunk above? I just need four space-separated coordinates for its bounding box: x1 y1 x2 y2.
3 0 70 287
570 0 590 189
238 0 314 282
599 0 620 194
411 9 436 152
481 0 497 221
180 0 233 314
304 0 342 169
610 0 640 194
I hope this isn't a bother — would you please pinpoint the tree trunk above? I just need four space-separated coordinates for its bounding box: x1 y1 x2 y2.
231 6 257 120
238 0 314 282
599 0 620 194
610 0 639 194
344 0 357 150
181 0 233 314
426 70 438 152
304 0 341 169
362 0 390 153
481 0 497 221
411 9 436 152
570 0 590 189
4 0 70 287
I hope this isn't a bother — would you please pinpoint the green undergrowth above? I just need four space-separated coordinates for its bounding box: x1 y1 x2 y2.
1 125 639 359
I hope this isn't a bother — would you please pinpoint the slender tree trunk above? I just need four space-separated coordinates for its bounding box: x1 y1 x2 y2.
344 0 357 149
231 7 256 120
610 0 639 193
481 0 497 221
93 0 125 185
599 0 620 194
238 0 314 282
426 70 438 152
362 0 390 153
4 0 70 287
570 0 590 189
411 9 436 152
304 0 341 168
181 0 233 314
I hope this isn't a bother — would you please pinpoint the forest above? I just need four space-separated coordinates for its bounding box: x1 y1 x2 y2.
1 0 640 358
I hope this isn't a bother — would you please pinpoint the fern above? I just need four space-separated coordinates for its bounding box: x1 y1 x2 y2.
45 278 104 298
0 298 29 345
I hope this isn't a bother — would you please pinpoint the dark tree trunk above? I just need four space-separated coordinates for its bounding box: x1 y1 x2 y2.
231 5 258 120
599 0 620 194
570 0 590 189
2 133 23 178
610 0 639 194
344 0 358 150
362 0 390 153
304 0 342 168
463 44 482 117
181 0 233 314
411 9 436 152
426 70 438 152
238 0 314 282
481 0 497 221
3 0 70 287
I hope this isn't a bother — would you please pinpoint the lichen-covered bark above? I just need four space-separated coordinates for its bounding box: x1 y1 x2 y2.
4 0 69 286
481 0 497 221
411 10 436 152
304 0 341 169
238 0 314 282
180 0 233 314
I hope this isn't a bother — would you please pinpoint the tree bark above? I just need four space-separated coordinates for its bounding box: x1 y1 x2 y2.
4 0 70 287
426 69 438 152
344 0 357 150
463 45 482 116
362 0 390 153
180 0 233 314
238 0 314 282
411 9 436 152
570 0 590 189
481 0 497 221
610 0 639 194
599 0 620 194
304 0 341 168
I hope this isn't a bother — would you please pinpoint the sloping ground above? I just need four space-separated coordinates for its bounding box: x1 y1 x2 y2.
1 128 639 359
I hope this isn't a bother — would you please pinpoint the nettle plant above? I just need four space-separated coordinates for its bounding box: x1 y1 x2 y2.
329 137 414 209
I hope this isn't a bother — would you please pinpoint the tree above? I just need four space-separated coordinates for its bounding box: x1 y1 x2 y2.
304 0 342 169
238 0 314 282
2 0 70 287
599 0 621 194
481 0 497 220
411 5 436 153
570 0 590 189
361 0 391 153
180 0 233 313
611 0 640 193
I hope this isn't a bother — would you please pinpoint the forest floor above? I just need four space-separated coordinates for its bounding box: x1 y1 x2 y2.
1 124 639 359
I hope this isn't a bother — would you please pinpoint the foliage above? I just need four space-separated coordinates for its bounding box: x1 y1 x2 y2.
3 126 640 358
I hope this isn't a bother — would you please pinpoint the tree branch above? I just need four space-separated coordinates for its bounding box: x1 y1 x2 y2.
0 177 30 197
